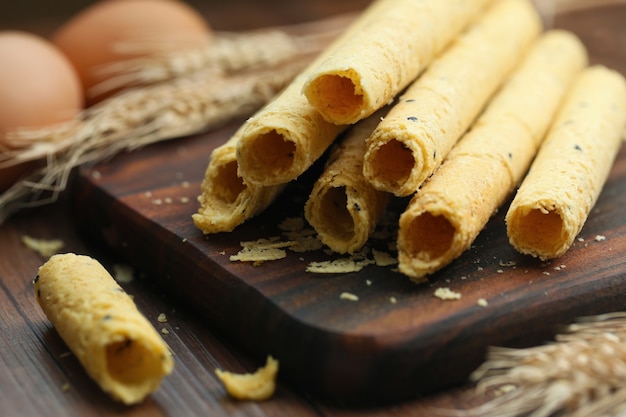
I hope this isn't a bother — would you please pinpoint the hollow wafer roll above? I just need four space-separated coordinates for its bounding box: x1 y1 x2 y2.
363 0 542 197
397 31 588 281
192 127 286 234
233 0 385 187
506 65 626 260
34 253 174 405
305 109 390 254
302 0 495 125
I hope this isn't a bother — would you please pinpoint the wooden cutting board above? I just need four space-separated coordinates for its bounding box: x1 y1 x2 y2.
71 4 626 405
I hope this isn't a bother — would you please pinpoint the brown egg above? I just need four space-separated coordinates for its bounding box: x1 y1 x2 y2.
0 31 83 135
52 0 212 104
0 31 83 192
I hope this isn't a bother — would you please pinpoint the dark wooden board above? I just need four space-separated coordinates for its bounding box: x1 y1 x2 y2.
71 4 626 405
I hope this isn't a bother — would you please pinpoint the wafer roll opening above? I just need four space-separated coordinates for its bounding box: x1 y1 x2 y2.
105 335 167 386
507 206 567 257
212 160 246 204
304 72 365 124
366 138 417 189
401 212 456 263
315 186 354 242
239 129 297 181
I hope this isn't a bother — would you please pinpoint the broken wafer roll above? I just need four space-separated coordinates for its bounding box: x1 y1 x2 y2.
363 0 542 197
397 31 587 280
192 128 286 234
235 0 393 187
302 0 495 125
34 253 174 405
305 109 390 254
506 65 626 260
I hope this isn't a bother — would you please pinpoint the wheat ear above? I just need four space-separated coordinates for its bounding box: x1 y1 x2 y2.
448 312 626 417
88 12 354 98
0 57 309 224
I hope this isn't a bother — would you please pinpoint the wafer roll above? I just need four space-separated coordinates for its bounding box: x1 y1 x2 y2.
397 31 587 280
193 128 286 234
305 109 390 254
363 0 542 197
506 65 626 260
302 0 495 125
34 253 174 405
234 0 392 187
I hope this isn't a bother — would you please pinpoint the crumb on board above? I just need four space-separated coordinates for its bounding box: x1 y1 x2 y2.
477 298 488 307
161 328 170 335
434 287 461 301
339 292 359 301
306 258 372 273
215 356 279 401
594 234 606 242
372 249 398 267
157 313 167 323
21 235 64 257
113 264 135 283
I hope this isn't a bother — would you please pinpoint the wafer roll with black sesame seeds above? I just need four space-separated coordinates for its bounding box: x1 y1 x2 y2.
397 31 587 281
363 0 542 197
305 109 390 254
506 65 626 260
193 127 286 234
302 0 495 125
234 0 391 187
34 253 174 405
235 0 493 187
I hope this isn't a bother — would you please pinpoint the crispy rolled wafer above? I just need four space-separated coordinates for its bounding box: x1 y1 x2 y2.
305 109 390 254
192 127 286 234
363 0 542 197
302 0 495 125
235 0 452 186
34 253 174 405
506 65 626 260
397 31 587 281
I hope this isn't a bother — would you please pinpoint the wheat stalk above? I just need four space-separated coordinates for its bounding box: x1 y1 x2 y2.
88 12 354 98
0 13 348 223
448 312 626 417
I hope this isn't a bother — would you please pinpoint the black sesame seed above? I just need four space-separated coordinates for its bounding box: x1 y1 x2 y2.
407 116 419 122
33 275 40 284
508 152 513 159
405 99 416 102
574 144 582 151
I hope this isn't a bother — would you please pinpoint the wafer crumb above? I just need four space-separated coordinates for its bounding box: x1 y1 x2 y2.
340 292 359 301
215 356 279 401
21 235 64 257
113 264 134 283
477 298 488 307
434 287 461 300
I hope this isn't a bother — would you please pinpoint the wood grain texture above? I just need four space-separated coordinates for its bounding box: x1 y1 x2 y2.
71 3 626 405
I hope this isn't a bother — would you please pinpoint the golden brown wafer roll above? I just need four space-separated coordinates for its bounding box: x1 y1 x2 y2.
363 0 542 197
235 0 457 187
506 65 626 260
305 109 390 254
34 253 174 404
192 128 286 234
397 31 588 280
302 0 495 126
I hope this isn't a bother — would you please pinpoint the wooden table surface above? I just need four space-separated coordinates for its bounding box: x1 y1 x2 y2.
1 1 624 416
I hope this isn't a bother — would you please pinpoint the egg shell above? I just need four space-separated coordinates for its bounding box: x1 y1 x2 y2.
52 0 212 103
0 30 83 136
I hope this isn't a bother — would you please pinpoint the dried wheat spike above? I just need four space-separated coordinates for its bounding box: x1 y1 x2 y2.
448 312 626 417
89 13 351 98
0 57 308 224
